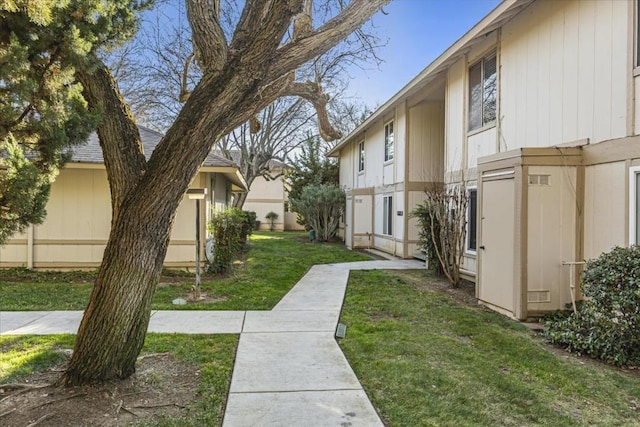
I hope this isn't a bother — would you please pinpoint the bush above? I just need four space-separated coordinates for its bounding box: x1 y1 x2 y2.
290 184 344 242
265 211 279 231
238 210 257 242
544 245 640 366
207 208 244 274
411 201 443 276
410 185 467 287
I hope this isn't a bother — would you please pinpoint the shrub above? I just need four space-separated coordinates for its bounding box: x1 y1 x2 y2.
544 245 640 366
207 208 244 274
411 201 443 276
290 184 344 242
411 184 467 287
265 211 279 231
238 210 257 242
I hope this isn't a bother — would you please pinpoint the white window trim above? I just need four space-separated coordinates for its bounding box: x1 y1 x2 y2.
465 187 478 256
383 195 393 236
384 120 394 163
629 166 640 245
467 51 497 133
358 140 365 173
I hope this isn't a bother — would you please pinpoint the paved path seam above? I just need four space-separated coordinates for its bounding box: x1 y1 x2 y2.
0 259 424 426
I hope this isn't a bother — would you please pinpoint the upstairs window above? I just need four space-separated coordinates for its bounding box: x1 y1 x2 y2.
468 52 497 131
384 120 394 162
358 140 365 172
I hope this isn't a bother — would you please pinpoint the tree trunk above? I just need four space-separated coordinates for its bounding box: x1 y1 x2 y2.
233 192 248 209
58 201 174 384
57 0 389 386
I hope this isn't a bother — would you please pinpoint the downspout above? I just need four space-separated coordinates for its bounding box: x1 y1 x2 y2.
27 224 34 269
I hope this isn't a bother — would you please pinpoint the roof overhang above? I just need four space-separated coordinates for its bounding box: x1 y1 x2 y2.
200 166 249 192
327 0 534 157
64 162 248 192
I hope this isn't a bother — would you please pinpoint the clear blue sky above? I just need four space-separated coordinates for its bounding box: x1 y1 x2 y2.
346 0 501 108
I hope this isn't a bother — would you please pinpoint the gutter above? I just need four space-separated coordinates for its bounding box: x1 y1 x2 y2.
327 0 533 157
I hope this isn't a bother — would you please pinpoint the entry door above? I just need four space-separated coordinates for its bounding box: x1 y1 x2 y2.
345 196 353 248
479 178 515 314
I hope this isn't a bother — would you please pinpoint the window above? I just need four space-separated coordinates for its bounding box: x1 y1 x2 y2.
358 140 365 172
384 121 394 162
630 167 640 244
468 53 497 131
467 189 477 252
383 195 393 236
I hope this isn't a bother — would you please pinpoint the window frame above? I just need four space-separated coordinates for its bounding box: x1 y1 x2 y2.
468 51 497 132
383 195 393 236
629 166 640 245
466 188 478 254
358 140 365 173
384 120 394 162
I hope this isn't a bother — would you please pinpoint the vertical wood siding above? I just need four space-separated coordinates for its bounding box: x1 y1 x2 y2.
500 0 630 149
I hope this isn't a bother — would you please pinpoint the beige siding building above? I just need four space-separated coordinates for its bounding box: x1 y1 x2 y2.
330 0 640 319
242 169 304 232
0 127 247 269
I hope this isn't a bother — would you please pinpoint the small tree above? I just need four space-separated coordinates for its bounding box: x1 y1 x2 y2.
265 211 279 232
286 135 339 226
291 183 344 242
411 184 467 287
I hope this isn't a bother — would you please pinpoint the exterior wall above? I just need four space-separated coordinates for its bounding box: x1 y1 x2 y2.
526 165 577 314
0 167 232 269
339 96 445 258
209 173 230 213
500 0 631 148
408 102 444 182
583 161 627 260
445 58 466 174
243 174 285 231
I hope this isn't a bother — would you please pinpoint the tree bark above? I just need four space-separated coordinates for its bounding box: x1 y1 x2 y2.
59 0 389 386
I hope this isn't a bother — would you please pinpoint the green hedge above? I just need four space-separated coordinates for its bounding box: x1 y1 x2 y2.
544 245 640 366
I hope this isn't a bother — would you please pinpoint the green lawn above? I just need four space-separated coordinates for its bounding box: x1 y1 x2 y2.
0 232 372 311
339 270 640 427
0 334 237 425
4 234 639 425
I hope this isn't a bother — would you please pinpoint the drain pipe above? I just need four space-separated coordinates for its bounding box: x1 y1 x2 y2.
562 261 586 313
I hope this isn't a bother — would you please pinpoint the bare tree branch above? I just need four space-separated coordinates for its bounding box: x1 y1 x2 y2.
186 0 227 73
267 0 389 81
286 81 341 141
179 53 195 101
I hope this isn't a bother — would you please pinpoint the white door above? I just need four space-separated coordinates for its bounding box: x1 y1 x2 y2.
479 178 515 314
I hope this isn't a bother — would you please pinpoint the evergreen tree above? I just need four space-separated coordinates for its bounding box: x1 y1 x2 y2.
0 0 150 244
287 135 339 204
3 0 388 386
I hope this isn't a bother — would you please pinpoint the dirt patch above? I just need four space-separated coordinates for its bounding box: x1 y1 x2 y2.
0 353 200 426
389 269 478 306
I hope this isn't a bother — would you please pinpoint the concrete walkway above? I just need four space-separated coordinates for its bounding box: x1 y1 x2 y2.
0 259 423 426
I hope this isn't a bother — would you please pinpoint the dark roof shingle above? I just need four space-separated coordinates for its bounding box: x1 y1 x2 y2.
69 126 236 168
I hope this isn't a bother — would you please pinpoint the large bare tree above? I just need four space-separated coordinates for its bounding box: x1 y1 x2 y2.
218 97 314 208
57 0 389 386
106 0 383 207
